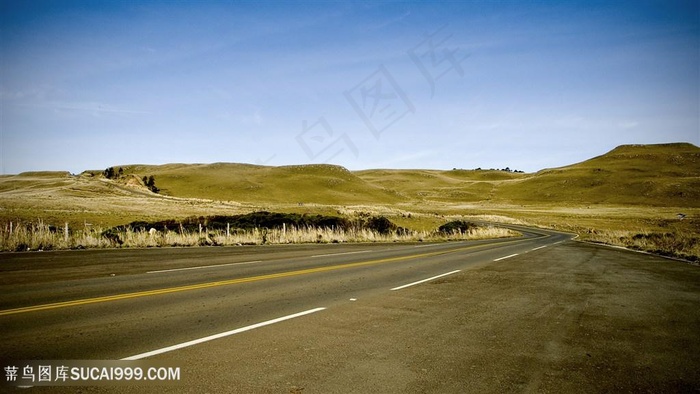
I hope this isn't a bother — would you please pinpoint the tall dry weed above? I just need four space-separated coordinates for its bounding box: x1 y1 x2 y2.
0 221 519 251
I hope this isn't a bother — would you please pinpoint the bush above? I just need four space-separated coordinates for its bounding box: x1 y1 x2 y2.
364 216 397 235
438 220 478 235
110 212 409 235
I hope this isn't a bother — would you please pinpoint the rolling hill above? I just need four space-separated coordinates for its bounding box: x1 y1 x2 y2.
101 143 700 208
111 163 407 205
496 143 700 207
357 143 700 207
1 143 698 229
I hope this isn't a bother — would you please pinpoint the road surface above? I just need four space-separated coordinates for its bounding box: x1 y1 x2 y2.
0 225 698 392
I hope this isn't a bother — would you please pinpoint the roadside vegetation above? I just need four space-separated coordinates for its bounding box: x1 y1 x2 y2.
0 215 518 252
583 229 699 263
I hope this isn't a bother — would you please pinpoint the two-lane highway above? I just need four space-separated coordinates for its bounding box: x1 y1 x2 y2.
2 224 698 392
0 226 568 363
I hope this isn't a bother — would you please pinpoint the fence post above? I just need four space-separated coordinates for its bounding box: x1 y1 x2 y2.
226 223 230 239
64 222 69 244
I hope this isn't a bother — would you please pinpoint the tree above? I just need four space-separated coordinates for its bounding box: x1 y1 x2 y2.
143 175 159 193
103 167 115 179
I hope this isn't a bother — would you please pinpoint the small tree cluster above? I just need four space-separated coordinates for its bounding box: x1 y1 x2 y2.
142 175 159 193
500 167 525 173
103 167 124 179
472 167 525 173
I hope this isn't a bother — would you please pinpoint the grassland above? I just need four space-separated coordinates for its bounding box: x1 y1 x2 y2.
1 143 698 259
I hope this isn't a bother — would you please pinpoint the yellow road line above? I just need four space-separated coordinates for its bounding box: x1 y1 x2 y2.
0 238 530 316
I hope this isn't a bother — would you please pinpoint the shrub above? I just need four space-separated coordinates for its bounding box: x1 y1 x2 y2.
438 220 478 235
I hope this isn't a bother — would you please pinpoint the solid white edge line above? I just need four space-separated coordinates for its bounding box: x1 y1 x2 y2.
390 270 461 291
147 260 262 274
494 253 518 262
531 245 547 251
311 250 370 258
121 307 326 360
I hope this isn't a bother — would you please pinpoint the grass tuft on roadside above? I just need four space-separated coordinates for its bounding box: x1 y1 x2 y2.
583 230 699 262
0 218 519 252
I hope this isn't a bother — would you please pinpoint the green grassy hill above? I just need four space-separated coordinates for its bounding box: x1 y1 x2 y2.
496 143 700 207
355 143 700 207
113 163 406 205
354 169 525 202
70 143 700 208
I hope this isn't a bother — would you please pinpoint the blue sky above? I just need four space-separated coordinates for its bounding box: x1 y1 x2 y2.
1 0 698 174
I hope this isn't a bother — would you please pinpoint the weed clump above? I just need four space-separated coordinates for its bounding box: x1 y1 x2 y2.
438 220 478 235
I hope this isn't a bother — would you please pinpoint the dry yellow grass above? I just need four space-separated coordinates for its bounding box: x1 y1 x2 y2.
583 229 699 262
0 220 518 251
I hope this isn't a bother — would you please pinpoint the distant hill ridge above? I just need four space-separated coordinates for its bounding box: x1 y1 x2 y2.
9 143 700 208
497 143 700 206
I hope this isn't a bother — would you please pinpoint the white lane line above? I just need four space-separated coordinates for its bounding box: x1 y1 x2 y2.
311 250 370 258
390 270 461 291
494 253 518 262
413 244 438 248
121 307 326 360
531 245 548 251
147 260 262 274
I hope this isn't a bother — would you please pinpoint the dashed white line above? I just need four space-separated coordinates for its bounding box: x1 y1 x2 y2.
494 253 518 262
531 245 548 251
311 250 370 258
390 270 461 291
121 307 326 360
147 260 262 274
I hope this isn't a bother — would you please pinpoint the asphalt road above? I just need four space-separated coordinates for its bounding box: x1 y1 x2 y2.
1 226 698 392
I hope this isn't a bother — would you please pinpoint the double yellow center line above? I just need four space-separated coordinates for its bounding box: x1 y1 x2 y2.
0 238 529 316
